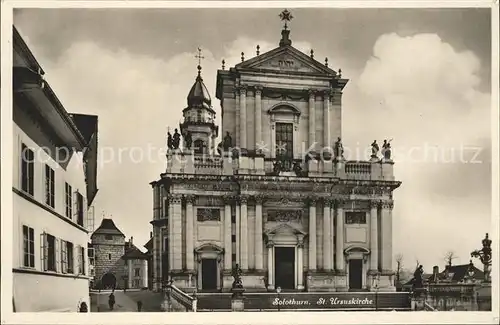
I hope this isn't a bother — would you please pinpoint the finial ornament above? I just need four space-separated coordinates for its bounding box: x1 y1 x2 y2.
256 45 260 56
222 59 225 70
241 52 245 62
195 47 205 77
338 68 342 78
279 9 294 30
310 49 314 59
325 57 328 67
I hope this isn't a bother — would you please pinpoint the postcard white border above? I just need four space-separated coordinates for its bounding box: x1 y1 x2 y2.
1 0 499 324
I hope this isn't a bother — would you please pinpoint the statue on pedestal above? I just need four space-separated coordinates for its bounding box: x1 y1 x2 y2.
223 132 233 151
471 233 492 282
334 137 344 159
371 140 379 158
184 131 192 150
382 139 392 160
231 264 243 289
172 129 181 150
167 132 173 150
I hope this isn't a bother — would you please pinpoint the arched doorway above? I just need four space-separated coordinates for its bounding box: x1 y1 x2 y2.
101 273 117 290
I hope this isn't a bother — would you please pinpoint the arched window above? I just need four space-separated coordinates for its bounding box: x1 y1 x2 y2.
194 139 205 154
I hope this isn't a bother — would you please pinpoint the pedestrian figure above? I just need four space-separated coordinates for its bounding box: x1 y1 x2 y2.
79 302 88 313
108 292 115 311
137 301 143 312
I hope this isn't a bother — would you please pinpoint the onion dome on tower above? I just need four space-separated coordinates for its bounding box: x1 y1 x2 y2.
179 48 218 155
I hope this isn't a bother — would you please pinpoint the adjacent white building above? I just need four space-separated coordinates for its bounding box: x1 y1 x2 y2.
12 26 98 312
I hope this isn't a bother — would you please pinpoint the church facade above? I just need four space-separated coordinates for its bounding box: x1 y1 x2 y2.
151 15 400 293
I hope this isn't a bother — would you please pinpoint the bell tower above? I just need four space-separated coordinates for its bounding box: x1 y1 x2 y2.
179 48 218 154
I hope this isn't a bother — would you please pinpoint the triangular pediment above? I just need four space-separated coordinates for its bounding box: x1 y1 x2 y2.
235 45 337 76
264 223 307 236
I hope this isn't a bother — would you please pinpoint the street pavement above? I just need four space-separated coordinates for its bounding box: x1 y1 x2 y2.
91 290 145 312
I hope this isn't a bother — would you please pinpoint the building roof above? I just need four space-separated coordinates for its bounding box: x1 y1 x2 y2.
122 242 148 260
144 237 153 253
91 218 125 237
187 66 211 109
438 264 484 283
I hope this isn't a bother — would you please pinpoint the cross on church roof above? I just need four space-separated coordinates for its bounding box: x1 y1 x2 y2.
195 47 205 75
279 9 293 30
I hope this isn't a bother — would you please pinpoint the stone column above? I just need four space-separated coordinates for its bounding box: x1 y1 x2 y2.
240 196 248 270
381 200 394 272
224 197 232 271
239 86 247 149
255 86 262 149
142 259 148 288
235 202 240 264
323 199 332 271
235 88 240 145
254 196 264 270
308 90 316 148
369 200 379 272
186 196 195 271
127 259 133 288
297 237 304 290
171 195 183 271
308 198 317 270
335 199 345 272
267 241 274 289
323 90 331 148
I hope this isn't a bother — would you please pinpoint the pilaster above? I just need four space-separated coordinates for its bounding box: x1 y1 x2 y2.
266 240 274 290
239 86 247 149
323 90 331 148
254 195 264 270
322 199 332 271
223 196 233 271
170 194 183 271
380 200 394 273
308 89 316 148
369 200 379 272
240 195 249 270
335 198 345 272
308 198 317 271
185 195 195 272
254 86 262 150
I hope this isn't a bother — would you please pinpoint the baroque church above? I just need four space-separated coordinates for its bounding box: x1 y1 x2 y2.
150 10 400 293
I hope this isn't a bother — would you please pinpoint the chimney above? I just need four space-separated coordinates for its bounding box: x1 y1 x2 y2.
130 236 133 245
150 231 153 238
432 265 439 282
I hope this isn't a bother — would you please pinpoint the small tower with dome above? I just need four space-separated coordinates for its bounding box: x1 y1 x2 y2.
179 48 219 154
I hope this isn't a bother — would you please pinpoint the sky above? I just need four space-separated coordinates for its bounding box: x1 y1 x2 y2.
14 7 493 272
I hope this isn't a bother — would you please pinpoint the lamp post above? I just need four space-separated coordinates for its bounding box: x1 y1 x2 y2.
276 286 282 312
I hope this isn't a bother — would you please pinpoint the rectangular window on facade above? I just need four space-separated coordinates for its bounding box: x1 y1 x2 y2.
275 122 294 158
108 253 111 260
78 246 85 275
21 143 34 196
105 234 112 240
44 164 55 208
46 234 56 271
231 235 236 242
22 225 35 268
65 182 72 219
88 247 95 266
196 208 220 222
135 268 140 276
61 240 74 273
345 211 367 224
75 192 84 226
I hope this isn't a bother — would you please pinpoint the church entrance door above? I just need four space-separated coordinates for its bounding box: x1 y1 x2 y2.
348 259 363 291
274 247 295 290
201 259 217 290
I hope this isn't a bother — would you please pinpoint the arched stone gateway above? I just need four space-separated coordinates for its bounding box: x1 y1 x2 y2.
101 273 117 290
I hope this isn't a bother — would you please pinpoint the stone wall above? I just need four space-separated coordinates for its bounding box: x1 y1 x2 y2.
92 234 127 288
